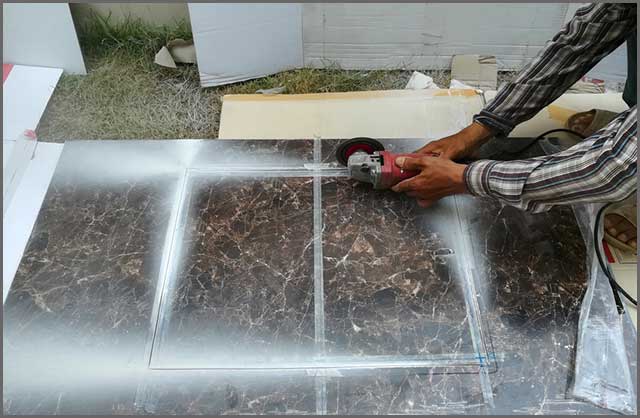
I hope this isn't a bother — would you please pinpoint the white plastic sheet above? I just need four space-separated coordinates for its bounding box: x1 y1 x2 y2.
571 204 637 414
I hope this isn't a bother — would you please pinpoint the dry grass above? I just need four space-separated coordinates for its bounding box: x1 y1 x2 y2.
36 15 510 142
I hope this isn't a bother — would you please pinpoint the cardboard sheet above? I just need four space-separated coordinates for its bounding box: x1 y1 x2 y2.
3 142 63 303
451 55 497 90
219 89 483 140
188 3 303 87
3 3 86 74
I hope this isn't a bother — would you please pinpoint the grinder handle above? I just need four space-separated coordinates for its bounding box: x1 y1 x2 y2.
379 151 432 189
392 152 424 180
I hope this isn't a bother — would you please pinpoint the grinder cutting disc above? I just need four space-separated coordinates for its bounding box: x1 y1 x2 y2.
336 137 385 166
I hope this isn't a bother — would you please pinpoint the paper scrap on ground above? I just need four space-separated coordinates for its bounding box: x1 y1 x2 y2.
256 86 286 95
154 39 196 68
449 79 476 90
405 71 440 89
451 54 497 90
567 79 606 94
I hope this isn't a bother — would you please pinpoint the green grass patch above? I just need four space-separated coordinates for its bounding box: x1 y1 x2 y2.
37 14 510 141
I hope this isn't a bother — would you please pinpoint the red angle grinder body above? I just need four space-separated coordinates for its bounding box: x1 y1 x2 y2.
336 138 423 189
373 150 423 189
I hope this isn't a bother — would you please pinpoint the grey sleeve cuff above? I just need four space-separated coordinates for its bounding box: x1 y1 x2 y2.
473 110 516 137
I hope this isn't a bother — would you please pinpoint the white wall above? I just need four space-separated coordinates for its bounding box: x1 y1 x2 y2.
302 3 570 71
563 3 628 83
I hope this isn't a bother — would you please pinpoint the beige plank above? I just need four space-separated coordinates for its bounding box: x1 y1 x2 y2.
219 89 483 140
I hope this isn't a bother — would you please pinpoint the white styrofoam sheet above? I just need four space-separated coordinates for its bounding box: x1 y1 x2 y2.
3 132 38 217
3 3 86 74
3 140 15 169
189 3 303 87
3 65 63 141
3 142 63 303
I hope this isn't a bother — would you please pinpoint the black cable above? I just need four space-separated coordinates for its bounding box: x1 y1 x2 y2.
594 202 637 314
509 128 587 156
534 128 587 141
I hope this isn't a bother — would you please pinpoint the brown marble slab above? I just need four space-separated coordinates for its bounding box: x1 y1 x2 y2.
151 174 316 368
4 139 629 415
137 372 318 414
321 178 474 357
455 196 600 413
3 174 176 413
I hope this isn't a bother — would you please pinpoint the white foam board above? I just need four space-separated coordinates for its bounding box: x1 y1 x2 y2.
3 3 86 74
3 142 63 304
188 3 303 87
3 65 63 141
3 132 38 217
3 140 15 169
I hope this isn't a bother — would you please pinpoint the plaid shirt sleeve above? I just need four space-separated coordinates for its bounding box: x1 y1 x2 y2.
464 107 637 213
474 3 637 135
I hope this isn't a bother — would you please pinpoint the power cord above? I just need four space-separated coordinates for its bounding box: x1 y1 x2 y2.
534 128 587 141
508 128 586 156
594 202 637 314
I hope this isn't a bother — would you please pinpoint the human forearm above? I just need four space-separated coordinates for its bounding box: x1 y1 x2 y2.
477 3 636 136
416 121 494 160
464 108 638 212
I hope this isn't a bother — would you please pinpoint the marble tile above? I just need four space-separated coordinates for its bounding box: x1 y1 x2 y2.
4 139 626 415
321 178 474 358
321 138 425 166
324 370 486 414
151 174 316 368
455 196 595 412
189 139 314 168
3 175 175 414
138 372 317 415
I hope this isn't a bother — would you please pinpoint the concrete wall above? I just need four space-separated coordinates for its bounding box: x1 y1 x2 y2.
70 3 190 28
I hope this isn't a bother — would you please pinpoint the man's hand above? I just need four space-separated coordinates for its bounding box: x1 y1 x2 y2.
391 156 468 207
415 122 494 160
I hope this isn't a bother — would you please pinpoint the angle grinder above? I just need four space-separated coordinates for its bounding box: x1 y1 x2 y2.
336 137 430 189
